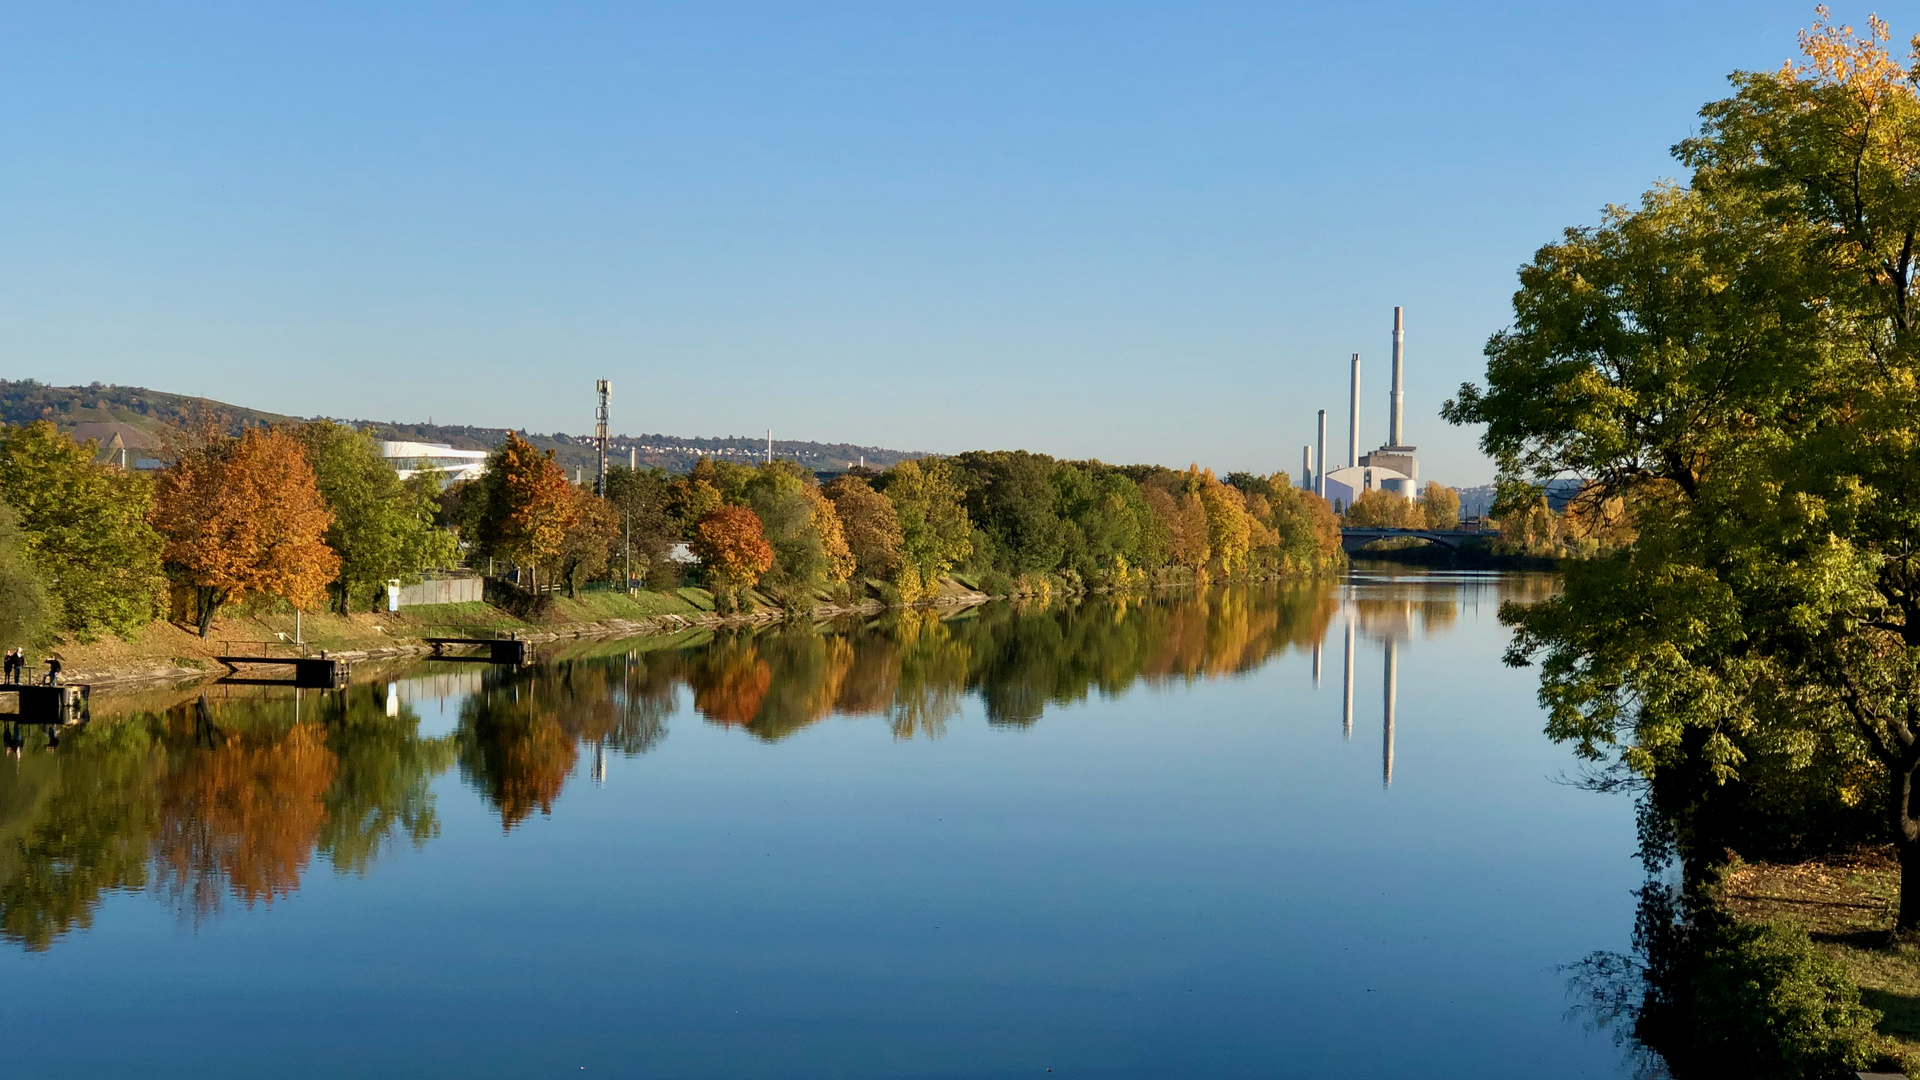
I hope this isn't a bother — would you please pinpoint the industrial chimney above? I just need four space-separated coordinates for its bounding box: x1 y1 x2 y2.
1302 445 1313 491
1315 410 1327 497
1389 307 1405 448
1348 354 1361 468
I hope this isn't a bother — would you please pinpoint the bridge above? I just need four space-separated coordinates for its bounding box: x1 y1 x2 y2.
1340 526 1487 553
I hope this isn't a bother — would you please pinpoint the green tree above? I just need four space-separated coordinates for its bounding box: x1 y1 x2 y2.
297 421 457 613
0 502 53 649
0 421 163 638
879 459 972 598
1443 11 1920 929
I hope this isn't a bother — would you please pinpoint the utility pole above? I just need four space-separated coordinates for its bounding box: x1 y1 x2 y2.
624 508 631 593
595 379 611 496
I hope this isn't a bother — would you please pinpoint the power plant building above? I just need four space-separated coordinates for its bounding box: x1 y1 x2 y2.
1316 307 1418 511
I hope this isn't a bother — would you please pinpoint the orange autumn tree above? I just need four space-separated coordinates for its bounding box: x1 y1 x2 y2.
151 426 339 635
472 431 577 592
691 504 774 613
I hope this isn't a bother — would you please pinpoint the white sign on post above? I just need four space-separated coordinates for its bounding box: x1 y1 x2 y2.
387 580 401 612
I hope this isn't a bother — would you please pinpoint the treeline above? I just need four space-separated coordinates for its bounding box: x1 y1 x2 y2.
0 420 1345 646
0 419 452 642
440 436 1346 613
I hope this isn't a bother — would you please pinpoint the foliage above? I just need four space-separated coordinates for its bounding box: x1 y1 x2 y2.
1418 482 1460 528
296 421 456 613
824 474 904 580
691 504 774 612
880 459 973 599
1344 488 1424 529
553 485 621 598
746 463 853 612
151 427 339 635
0 420 164 638
469 432 578 587
603 464 681 585
0 502 53 649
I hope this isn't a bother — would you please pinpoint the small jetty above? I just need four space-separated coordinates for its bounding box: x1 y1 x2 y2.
214 642 350 688
423 636 530 666
1 683 89 725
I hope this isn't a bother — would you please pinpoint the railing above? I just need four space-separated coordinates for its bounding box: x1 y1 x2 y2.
217 639 311 658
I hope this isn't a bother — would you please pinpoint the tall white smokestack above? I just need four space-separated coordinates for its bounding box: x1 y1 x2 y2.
1315 410 1327 497
1302 445 1313 490
1348 353 1361 468
1389 306 1405 447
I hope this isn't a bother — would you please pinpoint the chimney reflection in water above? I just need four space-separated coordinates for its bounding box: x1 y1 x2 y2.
1382 638 1397 789
1340 619 1354 740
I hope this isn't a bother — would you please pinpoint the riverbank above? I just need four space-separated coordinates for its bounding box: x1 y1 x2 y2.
1719 849 1920 1074
50 578 994 691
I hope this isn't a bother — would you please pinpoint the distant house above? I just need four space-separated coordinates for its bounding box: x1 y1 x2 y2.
380 441 488 484
69 422 169 470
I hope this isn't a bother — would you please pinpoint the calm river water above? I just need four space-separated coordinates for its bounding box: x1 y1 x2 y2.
0 570 1641 1078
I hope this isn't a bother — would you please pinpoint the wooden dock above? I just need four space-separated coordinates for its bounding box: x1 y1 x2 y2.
423 637 530 666
213 655 349 688
1 683 89 724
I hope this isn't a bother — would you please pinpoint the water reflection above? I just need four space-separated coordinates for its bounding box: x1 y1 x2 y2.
0 573 1552 953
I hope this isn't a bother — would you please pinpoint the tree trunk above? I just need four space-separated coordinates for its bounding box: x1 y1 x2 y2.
194 587 225 637
1896 755 1920 933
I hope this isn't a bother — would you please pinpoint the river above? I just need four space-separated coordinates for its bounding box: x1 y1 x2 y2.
0 570 1643 1078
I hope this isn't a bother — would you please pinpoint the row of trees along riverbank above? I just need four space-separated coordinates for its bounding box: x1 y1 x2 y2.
1447 11 1920 1077
0 418 1349 649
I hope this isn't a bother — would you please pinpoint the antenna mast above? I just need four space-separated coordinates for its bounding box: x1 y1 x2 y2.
595 379 611 496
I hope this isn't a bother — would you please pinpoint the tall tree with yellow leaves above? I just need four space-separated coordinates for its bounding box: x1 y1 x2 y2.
152 427 339 636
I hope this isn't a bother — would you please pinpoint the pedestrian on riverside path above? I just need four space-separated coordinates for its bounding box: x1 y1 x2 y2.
4 649 20 684
42 655 61 686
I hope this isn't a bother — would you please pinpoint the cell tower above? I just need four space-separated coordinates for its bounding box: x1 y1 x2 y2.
595 379 611 496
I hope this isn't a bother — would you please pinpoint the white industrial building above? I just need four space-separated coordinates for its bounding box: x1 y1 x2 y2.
1303 307 1419 512
380 441 489 484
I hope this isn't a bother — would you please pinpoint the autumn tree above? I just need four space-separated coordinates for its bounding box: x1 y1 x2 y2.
469 432 578 592
746 463 854 611
823 474 904 580
1191 467 1253 575
297 421 456 613
151 427 340 635
1145 484 1210 574
691 504 774 613
1344 489 1424 529
0 421 164 637
554 485 621 597
1418 482 1461 529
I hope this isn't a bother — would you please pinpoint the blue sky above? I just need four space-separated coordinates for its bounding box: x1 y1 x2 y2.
0 1 1842 484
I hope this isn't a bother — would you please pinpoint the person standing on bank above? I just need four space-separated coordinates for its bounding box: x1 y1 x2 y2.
4 649 20 684
42 655 60 686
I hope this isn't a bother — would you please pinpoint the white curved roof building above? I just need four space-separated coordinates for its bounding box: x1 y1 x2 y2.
380 441 488 483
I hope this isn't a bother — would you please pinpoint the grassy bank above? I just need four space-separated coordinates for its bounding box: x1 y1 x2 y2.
1720 850 1920 1072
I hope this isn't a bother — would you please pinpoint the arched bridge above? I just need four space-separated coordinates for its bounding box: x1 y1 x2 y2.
1340 527 1485 553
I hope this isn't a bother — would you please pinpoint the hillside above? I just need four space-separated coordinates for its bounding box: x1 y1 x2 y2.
0 380 927 474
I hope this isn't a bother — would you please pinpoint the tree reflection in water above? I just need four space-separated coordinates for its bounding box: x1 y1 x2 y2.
0 576 1535 952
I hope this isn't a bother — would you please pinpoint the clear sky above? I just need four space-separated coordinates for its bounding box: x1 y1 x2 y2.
0 1 1842 484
